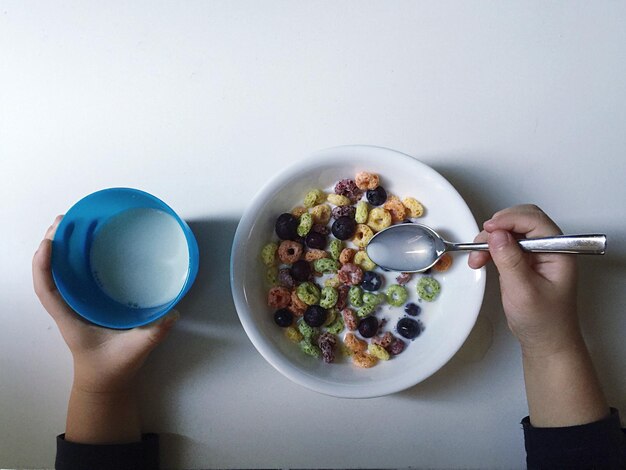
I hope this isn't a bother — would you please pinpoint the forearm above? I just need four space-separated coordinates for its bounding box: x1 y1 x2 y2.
65 380 141 444
522 335 609 428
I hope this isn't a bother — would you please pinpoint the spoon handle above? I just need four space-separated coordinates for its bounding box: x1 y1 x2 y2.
450 234 607 255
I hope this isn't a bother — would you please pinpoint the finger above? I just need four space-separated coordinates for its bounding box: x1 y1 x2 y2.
468 230 491 269
44 215 64 241
127 310 180 354
484 204 562 238
487 230 535 286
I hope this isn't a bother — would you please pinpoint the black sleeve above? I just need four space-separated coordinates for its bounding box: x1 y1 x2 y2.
56 433 159 470
522 408 626 469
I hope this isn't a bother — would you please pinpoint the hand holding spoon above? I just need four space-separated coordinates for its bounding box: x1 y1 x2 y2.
365 223 607 273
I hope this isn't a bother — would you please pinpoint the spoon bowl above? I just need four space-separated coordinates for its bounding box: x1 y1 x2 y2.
366 223 607 273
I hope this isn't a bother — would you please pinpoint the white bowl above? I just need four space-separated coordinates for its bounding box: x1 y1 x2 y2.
230 145 486 398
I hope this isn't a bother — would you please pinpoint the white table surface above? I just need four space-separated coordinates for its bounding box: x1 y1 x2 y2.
1 1 625 468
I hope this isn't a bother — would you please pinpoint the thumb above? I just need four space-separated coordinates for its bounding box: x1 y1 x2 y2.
487 230 533 286
128 309 180 354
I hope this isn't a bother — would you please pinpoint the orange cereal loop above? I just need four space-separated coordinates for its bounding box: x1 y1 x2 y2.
344 332 367 353
289 289 307 316
402 197 424 218
352 351 378 368
383 196 406 223
432 252 453 272
291 206 308 218
267 286 291 309
304 249 328 262
278 240 303 264
339 247 356 265
355 171 380 190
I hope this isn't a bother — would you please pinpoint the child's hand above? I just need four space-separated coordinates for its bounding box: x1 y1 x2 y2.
33 216 179 394
468 205 581 358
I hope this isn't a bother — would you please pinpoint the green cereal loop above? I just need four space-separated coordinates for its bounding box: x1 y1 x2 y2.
355 201 369 224
324 276 342 288
304 189 324 208
386 284 408 307
313 258 340 274
285 326 303 343
349 286 364 307
299 340 321 358
363 292 384 306
266 266 278 286
357 303 377 318
323 308 337 327
325 315 345 335
297 281 321 305
354 251 376 271
368 343 390 361
298 319 319 339
320 286 338 309
261 242 278 267
297 212 313 237
417 276 441 302
329 239 343 260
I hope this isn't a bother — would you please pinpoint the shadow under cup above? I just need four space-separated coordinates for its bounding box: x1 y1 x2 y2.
51 188 199 329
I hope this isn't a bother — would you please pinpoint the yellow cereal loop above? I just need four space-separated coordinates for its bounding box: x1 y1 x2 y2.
352 351 378 368
310 204 331 225
285 326 303 343
327 194 351 206
354 250 376 271
304 189 325 208
366 207 392 232
368 343 390 361
352 224 374 248
402 197 424 218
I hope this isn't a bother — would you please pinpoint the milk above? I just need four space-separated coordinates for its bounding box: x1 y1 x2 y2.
90 207 190 308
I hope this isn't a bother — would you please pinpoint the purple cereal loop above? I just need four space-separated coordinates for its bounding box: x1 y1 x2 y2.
335 285 350 310
318 332 337 363
278 268 295 289
388 338 406 355
396 272 412 286
334 179 363 203
331 205 356 220
312 224 330 235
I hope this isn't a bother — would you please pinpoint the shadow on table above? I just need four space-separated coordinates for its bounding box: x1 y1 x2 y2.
137 216 243 468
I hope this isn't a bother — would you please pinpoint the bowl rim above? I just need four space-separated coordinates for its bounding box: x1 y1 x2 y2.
230 145 486 398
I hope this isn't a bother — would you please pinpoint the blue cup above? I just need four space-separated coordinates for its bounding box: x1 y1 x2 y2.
51 188 199 329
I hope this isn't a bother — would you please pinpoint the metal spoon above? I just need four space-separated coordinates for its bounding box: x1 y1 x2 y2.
365 223 607 273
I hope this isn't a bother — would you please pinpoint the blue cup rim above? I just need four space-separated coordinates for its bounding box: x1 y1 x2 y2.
52 187 199 329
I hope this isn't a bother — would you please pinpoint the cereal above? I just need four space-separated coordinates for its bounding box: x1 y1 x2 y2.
355 171 379 190
310 204 331 225
383 196 407 223
396 272 412 286
362 292 385 306
267 286 291 309
352 351 378 368
300 340 321 358
304 249 328 262
288 289 307 316
266 266 279 286
432 253 453 272
366 207 392 232
261 242 278 267
332 205 356 220
355 201 369 224
344 333 367 353
278 268 295 288
297 212 313 237
278 240 303 264
312 224 330 235
329 239 343 260
298 319 319 340
325 314 345 335
304 189 325 208
313 258 340 274
319 286 338 309
353 250 376 271
327 194 351 206
334 179 363 203
322 307 337 327
317 332 337 363
352 224 374 248
357 302 377 318
324 276 342 288
339 247 356 265
335 284 350 310
296 281 321 305
341 308 359 331
337 263 364 286
388 338 406 355
368 343 390 361
371 331 394 349
285 326 303 343
402 197 424 218
291 206 308 218
386 284 408 307
348 286 364 307
416 276 441 302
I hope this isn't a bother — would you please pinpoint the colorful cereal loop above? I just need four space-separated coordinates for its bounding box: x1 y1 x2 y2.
296 282 321 305
355 201 369 224
432 253 453 272
327 194 351 206
297 212 313 237
348 286 364 307
261 242 278 267
416 276 441 302
352 224 374 248
368 343 390 361
353 250 376 271
285 326 303 343
329 239 343 260
313 258 340 274
383 196 407 223
402 197 424 218
366 207 392 232
319 286 339 309
304 189 325 208
310 204 332 225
